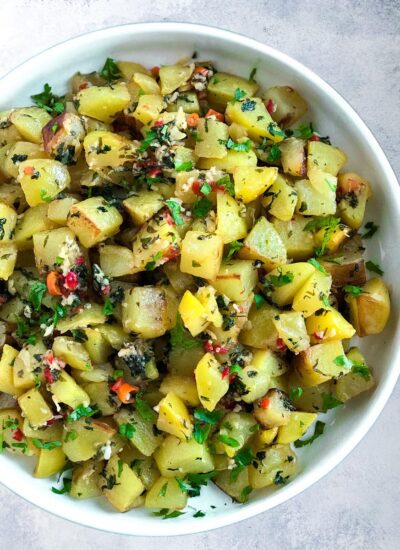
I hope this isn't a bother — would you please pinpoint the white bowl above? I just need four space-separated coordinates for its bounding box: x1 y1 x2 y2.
0 22 399 537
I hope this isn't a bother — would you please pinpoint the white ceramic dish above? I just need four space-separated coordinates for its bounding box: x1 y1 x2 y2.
0 22 399 537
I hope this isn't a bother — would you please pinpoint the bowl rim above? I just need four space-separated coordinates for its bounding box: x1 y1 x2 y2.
0 20 399 537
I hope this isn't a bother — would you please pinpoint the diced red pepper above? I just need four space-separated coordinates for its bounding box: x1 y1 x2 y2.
194 66 209 76
187 113 200 128
313 331 325 341
44 367 55 384
12 428 24 441
116 382 139 404
163 210 174 226
78 82 89 90
309 134 320 142
205 109 224 122
266 99 276 114
203 341 214 353
110 377 124 393
150 66 160 78
221 366 230 380
102 284 110 296
75 255 85 266
23 166 34 176
153 119 164 127
260 398 270 409
214 345 229 354
276 338 287 352
147 167 162 178
163 246 181 261
65 271 79 291
191 180 201 195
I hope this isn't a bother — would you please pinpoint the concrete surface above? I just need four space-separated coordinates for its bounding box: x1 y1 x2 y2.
0 1 399 548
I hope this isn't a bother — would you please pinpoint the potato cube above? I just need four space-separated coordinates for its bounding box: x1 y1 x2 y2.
263 86 307 127
226 97 284 142
180 231 223 280
114 408 162 457
254 388 291 428
17 159 70 206
262 262 315 306
157 392 193 440
13 340 46 390
292 269 332 317
249 444 297 489
207 72 258 109
0 409 34 456
238 216 287 270
262 174 298 221
52 336 92 371
215 467 250 503
294 340 346 387
240 302 280 349
57 304 106 333
0 242 17 280
33 227 82 272
0 344 22 397
122 286 168 338
295 178 336 216
0 202 17 241
272 215 315 261
67 197 123 248
145 476 188 510
50 370 90 409
159 64 193 95
197 149 258 172
178 290 209 336
83 130 136 170
238 349 285 404
99 245 135 277
1 141 47 179
306 307 356 344
214 411 257 457
279 137 306 177
211 260 258 302
277 411 317 444
216 191 248 243
34 447 67 478
70 460 103 499
194 118 229 159
196 285 223 327
337 172 372 229
159 374 200 407
10 107 51 144
76 82 130 123
154 435 214 477
334 347 374 401
123 190 164 226
18 388 53 427
47 196 78 225
133 94 164 125
101 455 144 512
272 311 310 353
347 277 390 336
14 204 57 250
195 352 229 411
63 418 115 462
307 141 347 176
233 166 277 203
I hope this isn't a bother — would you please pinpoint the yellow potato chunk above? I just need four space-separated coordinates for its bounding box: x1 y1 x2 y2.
180 231 223 280
0 344 22 397
50 371 90 409
159 64 194 95
196 285 223 327
277 412 318 444
195 352 229 411
211 260 258 302
347 277 390 336
272 311 310 353
122 286 168 338
52 337 92 371
159 374 200 407
17 159 70 206
226 97 284 142
233 166 277 203
154 435 214 477
133 94 164 125
145 476 188 510
0 242 17 280
34 447 66 478
102 455 144 512
292 269 332 318
178 290 209 336
157 392 193 440
238 216 287 270
215 191 248 243
194 118 229 159
76 82 131 123
197 149 257 172
306 308 356 344
263 262 315 306
18 388 53 428
83 130 136 169
10 107 51 143
294 340 346 387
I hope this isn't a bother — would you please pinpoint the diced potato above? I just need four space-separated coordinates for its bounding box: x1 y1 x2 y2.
347 277 390 336
167 92 200 114
63 418 115 462
18 388 53 427
133 72 160 94
159 374 200 406
272 311 310 353
240 302 280 349
76 82 131 123
238 216 287 270
334 347 375 401
197 149 258 172
101 455 144 512
168 345 205 377
83 130 136 170
195 352 229 411
272 215 315 261
122 286 168 338
263 262 315 306
47 196 78 224
154 435 214 477
180 231 223 280
42 112 85 164
211 260 258 302
57 304 106 333
337 172 372 229
33 227 82 272
207 72 259 109
67 197 123 248
233 166 277 203
84 381 116 416
145 476 188 510
123 190 164 226
99 245 135 277
239 349 286 404
214 412 257 457
294 340 346 387
117 61 151 80
13 340 46 390
295 178 336 216
133 94 164 125
0 242 17 280
0 409 34 456
314 224 349 255
196 285 222 327
215 191 248 243
34 447 66 478
306 308 356 344
17 159 70 206
70 460 103 499
279 138 306 177
254 389 291 428
52 336 92 371
10 107 52 143
215 467 251 503
263 86 307 126
114 408 162 457
307 141 347 176
163 261 195 295
0 344 22 397
50 370 90 409
178 290 209 336
277 412 317 444
262 174 298 221
13 204 57 250
249 444 297 489
194 118 229 159
253 427 279 447
97 324 127 349
287 372 333 412
0 202 17 242
226 97 284 142
292 269 332 317
0 180 26 212
131 211 181 273
159 64 194 95
0 141 47 179
157 392 193 440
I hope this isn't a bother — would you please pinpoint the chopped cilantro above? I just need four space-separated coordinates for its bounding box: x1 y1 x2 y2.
51 477 72 495
217 434 240 447
321 393 343 412
216 174 234 196
343 284 364 296
254 293 266 309
193 409 223 425
165 199 184 225
267 143 281 162
307 258 326 273
158 482 168 497
294 123 314 140
152 509 185 520
225 240 243 260
138 130 157 153
265 270 294 290
274 470 290 485
366 260 384 275
200 182 212 195
334 354 353 369
100 57 122 83
192 197 213 217
174 160 193 172
102 297 114 316
67 405 98 422
193 510 206 518
229 88 247 104
362 221 379 239
294 420 325 447
304 216 341 256
267 122 286 138
29 281 47 311
351 363 371 381
289 387 303 400
224 137 251 152
32 439 62 450
170 314 200 350
31 83 65 115
249 67 257 81
241 99 256 112
118 423 136 438
145 251 163 271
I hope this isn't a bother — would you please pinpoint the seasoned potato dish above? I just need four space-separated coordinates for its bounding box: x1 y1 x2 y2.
0 55 389 518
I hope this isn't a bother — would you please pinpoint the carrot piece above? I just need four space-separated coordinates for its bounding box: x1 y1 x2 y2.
205 109 224 122
117 382 139 404
187 113 200 128
46 271 62 296
194 66 209 76
150 66 160 78
260 398 270 409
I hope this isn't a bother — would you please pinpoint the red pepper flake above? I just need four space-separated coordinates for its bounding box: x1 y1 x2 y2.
203 341 214 353
313 331 325 341
65 271 79 291
276 338 287 352
309 134 321 142
150 66 160 78
266 99 276 114
147 167 162 178
75 255 85 266
214 345 229 354
78 82 89 90
46 415 63 426
260 398 270 409
44 367 55 384
153 119 164 127
23 166 34 176
110 377 124 393
12 428 24 441
205 109 224 122
163 211 174 226
164 246 181 261
221 366 230 380
191 180 201 195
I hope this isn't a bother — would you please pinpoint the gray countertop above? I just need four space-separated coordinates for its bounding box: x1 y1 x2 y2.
0 1 399 548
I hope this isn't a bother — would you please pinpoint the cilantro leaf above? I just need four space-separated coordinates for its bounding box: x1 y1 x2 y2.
267 143 281 162
223 137 251 152
230 88 247 104
343 284 364 296
265 270 294 290
31 83 65 115
307 258 326 273
366 260 384 275
362 221 379 239
192 197 212 217
174 160 193 172
138 130 157 153
225 240 243 260
216 174 234 196
100 57 122 83
294 123 314 140
32 439 62 450
334 354 353 369
102 297 114 316
294 420 325 447
254 293 266 309
217 434 240 447
351 363 371 381
51 477 72 495
193 409 223 425
165 199 184 225
321 393 343 412
289 387 303 400
67 405 98 422
29 281 47 311
170 314 201 350
118 423 136 438
135 397 155 422
241 100 256 112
